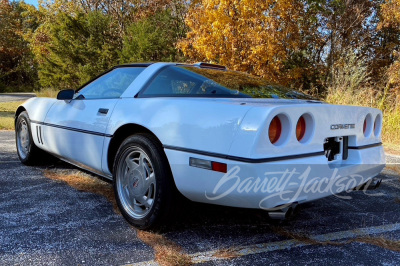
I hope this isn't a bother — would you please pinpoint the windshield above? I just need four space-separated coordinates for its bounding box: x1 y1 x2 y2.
139 65 314 100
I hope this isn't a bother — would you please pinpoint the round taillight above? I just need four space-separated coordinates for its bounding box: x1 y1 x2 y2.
269 116 282 144
296 116 306 141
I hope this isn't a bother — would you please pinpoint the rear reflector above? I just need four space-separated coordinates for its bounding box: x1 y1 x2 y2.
212 162 227 173
189 157 227 173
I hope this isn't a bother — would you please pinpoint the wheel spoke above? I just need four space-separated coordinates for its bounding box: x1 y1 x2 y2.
125 156 139 170
136 196 151 208
143 161 151 177
144 172 155 188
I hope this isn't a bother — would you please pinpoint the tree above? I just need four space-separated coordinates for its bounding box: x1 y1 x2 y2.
32 10 121 90
0 0 38 92
178 0 305 86
121 10 186 63
378 0 400 96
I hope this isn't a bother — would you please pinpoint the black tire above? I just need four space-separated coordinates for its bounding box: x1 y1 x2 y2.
113 134 175 230
15 111 43 165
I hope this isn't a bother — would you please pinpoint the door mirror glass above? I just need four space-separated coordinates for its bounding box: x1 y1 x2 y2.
57 89 75 100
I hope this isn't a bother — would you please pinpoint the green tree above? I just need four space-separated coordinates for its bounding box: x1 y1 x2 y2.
0 0 38 92
121 10 186 63
32 10 121 90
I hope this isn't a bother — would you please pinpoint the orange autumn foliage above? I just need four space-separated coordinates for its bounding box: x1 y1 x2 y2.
178 0 304 85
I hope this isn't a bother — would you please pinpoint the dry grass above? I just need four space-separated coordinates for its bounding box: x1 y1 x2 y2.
137 230 192 266
0 113 15 130
385 165 400 176
43 169 119 214
0 101 23 130
384 144 400 156
34 88 58 98
0 101 23 112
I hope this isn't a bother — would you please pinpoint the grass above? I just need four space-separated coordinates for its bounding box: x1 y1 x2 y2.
0 101 23 130
383 143 400 155
385 165 400 176
34 88 59 98
0 88 57 130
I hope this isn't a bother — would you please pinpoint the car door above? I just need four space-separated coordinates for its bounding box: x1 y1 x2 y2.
42 67 146 175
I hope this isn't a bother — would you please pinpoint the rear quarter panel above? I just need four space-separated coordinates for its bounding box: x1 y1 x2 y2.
106 98 254 155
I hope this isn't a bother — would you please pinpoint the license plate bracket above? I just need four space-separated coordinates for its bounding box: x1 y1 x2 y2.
324 137 342 161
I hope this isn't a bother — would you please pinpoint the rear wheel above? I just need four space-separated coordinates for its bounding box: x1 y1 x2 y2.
15 111 43 165
113 134 175 230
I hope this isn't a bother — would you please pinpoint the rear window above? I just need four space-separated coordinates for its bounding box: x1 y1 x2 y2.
139 66 313 99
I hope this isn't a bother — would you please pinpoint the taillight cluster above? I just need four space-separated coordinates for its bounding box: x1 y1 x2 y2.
364 113 382 137
268 116 282 144
296 116 306 141
268 114 313 145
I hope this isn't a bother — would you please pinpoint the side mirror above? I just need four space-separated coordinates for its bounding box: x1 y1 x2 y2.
57 89 75 100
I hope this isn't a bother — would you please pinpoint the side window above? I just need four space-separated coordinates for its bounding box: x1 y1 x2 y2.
76 67 145 99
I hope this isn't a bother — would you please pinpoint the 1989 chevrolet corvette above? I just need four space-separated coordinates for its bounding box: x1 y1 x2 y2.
15 62 385 229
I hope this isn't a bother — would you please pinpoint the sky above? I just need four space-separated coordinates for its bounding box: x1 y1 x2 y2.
23 0 39 8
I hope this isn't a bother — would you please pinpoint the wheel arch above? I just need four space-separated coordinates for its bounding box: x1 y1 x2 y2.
15 106 27 126
107 123 165 174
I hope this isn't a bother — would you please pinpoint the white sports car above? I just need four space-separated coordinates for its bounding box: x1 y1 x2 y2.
15 62 385 229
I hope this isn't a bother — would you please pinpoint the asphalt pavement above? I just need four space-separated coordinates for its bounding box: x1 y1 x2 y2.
1 129 400 265
0 93 36 103
0 131 154 265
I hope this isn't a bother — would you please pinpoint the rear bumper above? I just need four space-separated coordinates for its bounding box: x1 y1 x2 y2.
165 145 385 209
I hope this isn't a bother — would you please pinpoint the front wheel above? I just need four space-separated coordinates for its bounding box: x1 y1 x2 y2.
113 134 175 230
15 111 42 165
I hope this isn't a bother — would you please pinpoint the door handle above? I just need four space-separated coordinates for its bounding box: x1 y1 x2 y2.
98 108 109 114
